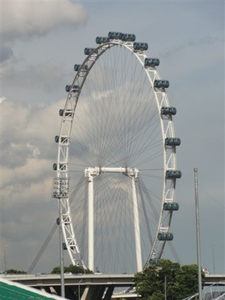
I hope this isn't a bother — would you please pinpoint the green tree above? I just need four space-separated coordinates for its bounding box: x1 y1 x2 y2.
5 269 27 274
172 264 205 300
51 266 61 274
51 265 93 274
134 259 205 300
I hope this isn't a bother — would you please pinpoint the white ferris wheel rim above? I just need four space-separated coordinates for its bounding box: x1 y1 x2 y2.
55 35 179 273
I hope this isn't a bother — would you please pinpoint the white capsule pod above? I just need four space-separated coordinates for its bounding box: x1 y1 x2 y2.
84 48 97 55
108 32 124 40
154 80 169 89
96 36 110 44
144 58 160 68
74 64 88 72
161 107 177 116
133 42 148 51
65 85 71 92
163 202 179 211
55 136 69 143
158 232 173 241
122 33 136 42
53 163 67 171
74 64 81 71
166 170 182 179
165 138 181 146
59 109 73 117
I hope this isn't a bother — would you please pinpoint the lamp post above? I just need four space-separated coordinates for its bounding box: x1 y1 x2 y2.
194 168 202 300
164 275 167 300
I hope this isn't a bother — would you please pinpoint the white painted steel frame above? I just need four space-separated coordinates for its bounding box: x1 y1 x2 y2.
55 39 177 271
84 167 142 272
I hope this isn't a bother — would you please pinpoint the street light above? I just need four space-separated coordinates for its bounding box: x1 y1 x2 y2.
194 168 202 300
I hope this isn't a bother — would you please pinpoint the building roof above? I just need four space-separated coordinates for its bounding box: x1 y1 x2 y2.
0 277 67 300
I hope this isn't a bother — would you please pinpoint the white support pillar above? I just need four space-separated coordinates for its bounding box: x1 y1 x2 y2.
84 166 142 273
88 174 94 272
131 176 142 272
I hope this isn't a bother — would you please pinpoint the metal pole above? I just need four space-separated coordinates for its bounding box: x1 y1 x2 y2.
212 245 215 274
194 168 202 300
165 275 167 300
59 199 65 298
4 245 7 273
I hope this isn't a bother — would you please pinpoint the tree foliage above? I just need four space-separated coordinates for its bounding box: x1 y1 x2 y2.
134 259 205 300
51 264 93 274
5 269 27 274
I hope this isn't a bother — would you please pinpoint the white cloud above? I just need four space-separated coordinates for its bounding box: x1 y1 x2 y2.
0 96 7 103
2 0 88 42
0 98 63 271
0 97 64 169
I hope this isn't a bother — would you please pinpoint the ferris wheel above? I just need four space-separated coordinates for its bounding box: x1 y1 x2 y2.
52 32 181 274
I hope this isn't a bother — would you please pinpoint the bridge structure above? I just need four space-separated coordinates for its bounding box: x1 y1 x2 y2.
3 274 225 300
4 274 135 300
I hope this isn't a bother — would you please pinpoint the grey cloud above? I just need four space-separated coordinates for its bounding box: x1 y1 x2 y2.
2 1 88 42
2 61 71 92
0 46 14 63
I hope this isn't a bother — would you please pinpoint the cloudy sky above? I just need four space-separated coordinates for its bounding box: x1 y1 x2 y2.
0 0 224 275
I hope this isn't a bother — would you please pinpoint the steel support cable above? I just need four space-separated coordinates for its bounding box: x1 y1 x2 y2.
27 223 57 274
137 179 153 245
103 98 159 166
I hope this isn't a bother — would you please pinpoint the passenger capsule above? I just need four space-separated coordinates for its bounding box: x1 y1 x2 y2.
166 170 182 179
56 218 60 225
163 202 179 211
55 136 68 143
161 107 177 116
53 163 66 171
133 42 148 51
65 84 79 93
149 259 157 265
165 138 181 146
108 32 124 40
59 109 73 117
158 232 173 241
122 33 136 42
74 64 81 71
96 36 110 44
74 64 88 72
62 242 67 250
84 48 96 55
65 85 71 92
154 80 170 89
144 58 160 68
